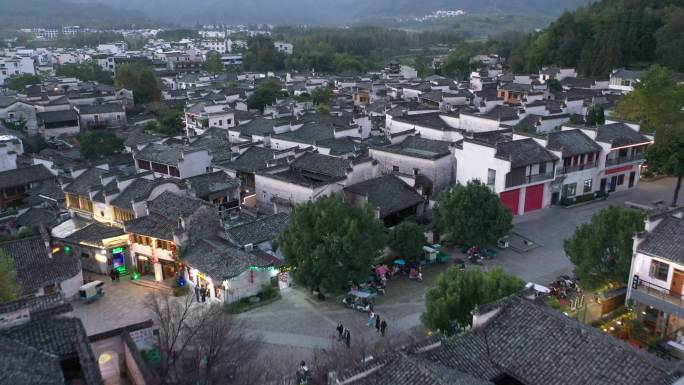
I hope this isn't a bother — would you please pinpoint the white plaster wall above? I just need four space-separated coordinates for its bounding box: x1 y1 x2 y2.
179 151 212 178
455 142 510 193
60 270 84 300
460 114 500 133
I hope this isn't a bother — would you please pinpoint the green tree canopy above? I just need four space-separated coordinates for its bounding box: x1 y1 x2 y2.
115 63 160 105
435 180 513 247
243 36 285 72
613 65 684 133
4 74 42 91
79 132 124 160
646 123 684 206
0 250 19 302
247 80 284 111
563 206 646 290
204 51 224 74
56 61 113 84
422 267 524 334
585 105 605 126
310 86 332 105
278 197 385 293
156 29 200 41
388 222 426 260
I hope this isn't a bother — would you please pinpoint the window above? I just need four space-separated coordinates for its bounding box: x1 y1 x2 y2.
137 160 151 170
487 169 496 186
583 179 593 193
152 162 169 174
116 115 121 121
169 166 180 177
617 174 625 185
392 166 399 172
649 260 669 281
563 183 577 198
218 119 223 126
587 153 594 162
539 162 547 174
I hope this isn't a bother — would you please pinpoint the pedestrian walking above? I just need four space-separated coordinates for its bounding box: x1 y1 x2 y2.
344 329 351 348
194 284 201 302
380 319 387 337
114 268 120 282
367 310 375 327
336 322 344 340
201 285 207 302
109 269 116 283
375 315 381 332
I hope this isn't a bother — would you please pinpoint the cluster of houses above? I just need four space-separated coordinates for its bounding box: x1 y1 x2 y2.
0 29 661 309
1 26 684 385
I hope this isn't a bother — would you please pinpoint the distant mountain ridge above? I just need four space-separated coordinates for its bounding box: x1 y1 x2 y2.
0 0 150 28
74 0 590 26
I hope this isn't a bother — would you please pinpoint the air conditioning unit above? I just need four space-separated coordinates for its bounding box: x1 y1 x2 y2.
244 243 253 252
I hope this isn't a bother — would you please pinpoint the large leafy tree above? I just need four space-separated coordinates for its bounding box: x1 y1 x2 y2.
4 74 42 91
564 206 645 290
647 123 684 207
204 51 224 74
247 80 284 112
278 197 385 293
0 250 18 302
388 222 426 260
422 267 524 334
115 63 160 105
56 61 113 84
79 132 124 160
585 106 605 126
435 180 513 247
612 65 684 133
243 36 285 72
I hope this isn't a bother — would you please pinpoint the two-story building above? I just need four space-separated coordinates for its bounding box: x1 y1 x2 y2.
124 191 220 282
627 208 684 354
456 131 559 215
133 143 212 179
75 103 126 130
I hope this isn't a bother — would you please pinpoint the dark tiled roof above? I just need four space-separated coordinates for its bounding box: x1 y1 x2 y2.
226 213 289 247
495 138 559 167
125 213 176 240
148 191 212 219
425 295 681 385
135 143 188 164
291 152 351 178
16 207 58 228
595 123 651 148
238 117 275 137
63 167 108 196
63 222 125 247
316 136 361 156
0 316 103 385
0 335 65 385
375 135 451 160
37 109 78 124
344 175 425 218
219 146 281 173
184 171 239 198
0 164 55 190
76 103 124 114
481 105 519 121
183 238 272 280
271 122 334 144
638 215 684 264
0 237 81 295
546 129 603 157
393 112 454 131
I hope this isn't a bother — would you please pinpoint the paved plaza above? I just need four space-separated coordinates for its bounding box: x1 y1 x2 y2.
70 177 683 364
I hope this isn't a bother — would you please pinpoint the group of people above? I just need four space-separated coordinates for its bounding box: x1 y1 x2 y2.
367 310 388 336
336 322 352 348
109 268 120 282
194 283 210 302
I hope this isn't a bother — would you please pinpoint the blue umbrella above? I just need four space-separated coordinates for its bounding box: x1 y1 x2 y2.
394 259 406 265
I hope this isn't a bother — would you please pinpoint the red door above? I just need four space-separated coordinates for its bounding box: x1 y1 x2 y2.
524 184 544 213
500 189 520 215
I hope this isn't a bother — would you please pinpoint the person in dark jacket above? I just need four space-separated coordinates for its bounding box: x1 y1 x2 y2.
375 315 381 332
336 322 344 340
380 319 387 337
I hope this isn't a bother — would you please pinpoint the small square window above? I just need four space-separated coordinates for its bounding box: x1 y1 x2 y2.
649 260 669 281
583 179 593 193
563 183 577 198
392 166 399 173
617 174 625 185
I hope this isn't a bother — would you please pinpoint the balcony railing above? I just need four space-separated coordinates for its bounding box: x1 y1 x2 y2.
634 277 684 308
605 152 645 167
556 160 598 175
505 171 555 188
